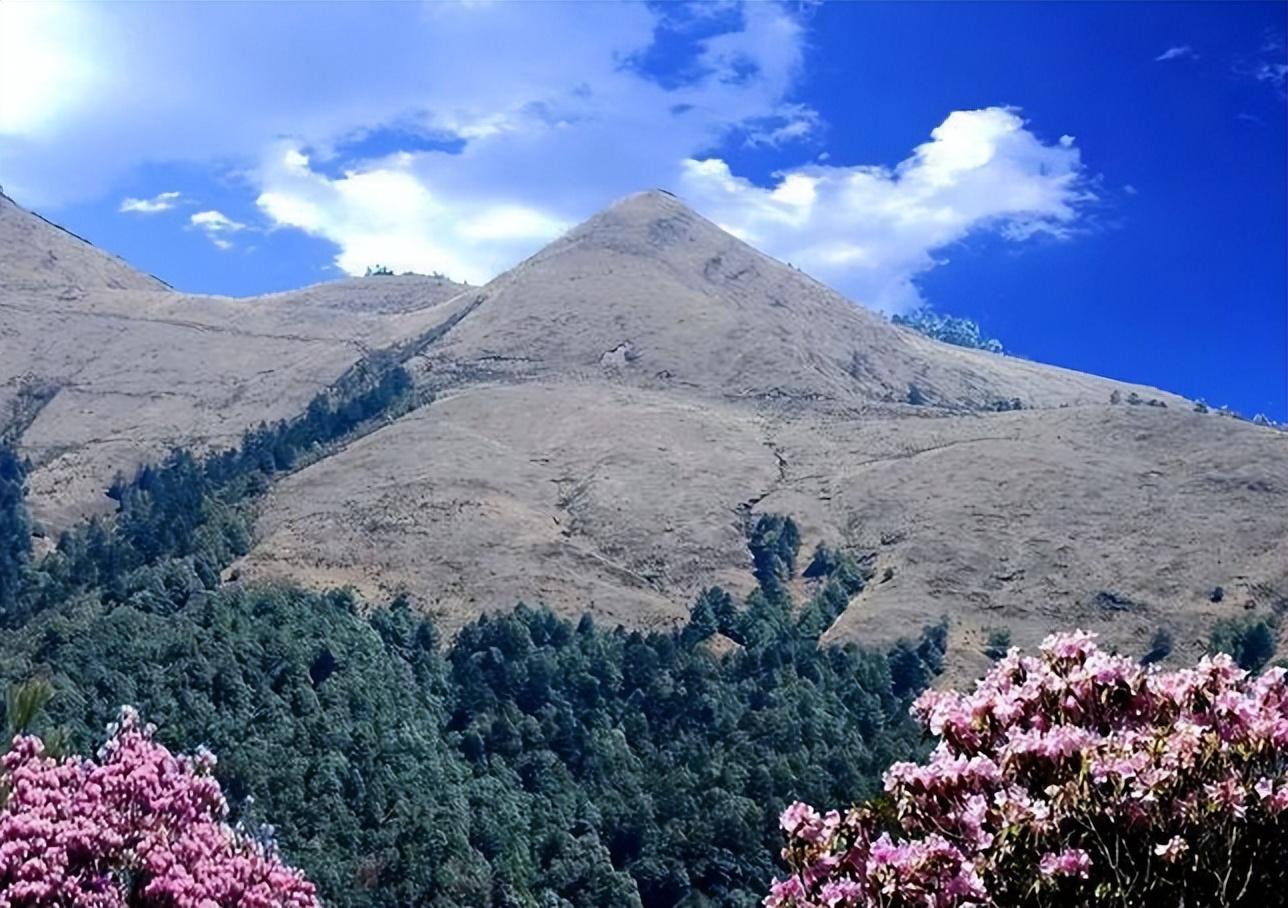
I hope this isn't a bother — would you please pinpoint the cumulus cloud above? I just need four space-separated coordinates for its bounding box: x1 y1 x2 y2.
256 147 570 281
241 2 820 281
680 108 1090 311
0 3 812 206
254 106 1089 308
119 191 181 214
0 2 1094 308
0 2 103 139
189 209 246 250
1154 45 1197 63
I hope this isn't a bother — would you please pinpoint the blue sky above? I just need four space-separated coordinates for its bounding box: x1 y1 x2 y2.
1 1 1284 418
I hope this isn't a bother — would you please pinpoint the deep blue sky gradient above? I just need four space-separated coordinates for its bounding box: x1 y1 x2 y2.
729 2 1286 417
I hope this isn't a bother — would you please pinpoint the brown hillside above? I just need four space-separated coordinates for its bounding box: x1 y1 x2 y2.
3 189 1283 676
0 191 472 530
231 192 1288 675
422 192 1186 410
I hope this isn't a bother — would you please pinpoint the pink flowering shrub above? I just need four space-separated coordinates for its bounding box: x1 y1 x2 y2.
0 707 318 907
768 631 1288 907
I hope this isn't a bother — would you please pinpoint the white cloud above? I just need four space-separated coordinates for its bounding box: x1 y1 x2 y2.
1232 32 1286 98
191 210 245 231
119 191 181 214
679 108 1091 311
1154 45 1198 63
255 146 567 281
0 3 1094 308
1245 59 1287 92
253 106 1090 308
0 2 105 138
744 105 821 147
0 3 813 207
234 3 820 281
189 209 246 250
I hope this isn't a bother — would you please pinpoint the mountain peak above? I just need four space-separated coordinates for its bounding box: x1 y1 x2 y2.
543 188 716 260
424 186 1179 413
605 188 688 214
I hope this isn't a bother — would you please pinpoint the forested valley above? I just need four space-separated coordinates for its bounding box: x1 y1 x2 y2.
0 359 947 907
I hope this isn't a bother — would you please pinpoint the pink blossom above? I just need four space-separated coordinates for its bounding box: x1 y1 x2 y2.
0 708 318 907
767 630 1288 907
1038 848 1091 878
1153 836 1189 863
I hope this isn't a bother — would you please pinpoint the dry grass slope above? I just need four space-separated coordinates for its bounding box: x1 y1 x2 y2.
3 190 1284 675
0 191 471 531
236 192 1288 673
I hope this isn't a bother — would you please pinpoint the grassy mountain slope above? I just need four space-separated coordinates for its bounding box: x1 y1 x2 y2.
2 189 1284 675
0 191 471 531
230 192 1287 675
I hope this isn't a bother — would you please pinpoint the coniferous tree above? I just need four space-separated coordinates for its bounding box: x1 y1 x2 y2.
0 446 30 615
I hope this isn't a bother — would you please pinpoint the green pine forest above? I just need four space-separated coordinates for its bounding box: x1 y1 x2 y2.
0 358 951 907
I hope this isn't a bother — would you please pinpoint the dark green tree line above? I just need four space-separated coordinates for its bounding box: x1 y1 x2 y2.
0 488 942 906
0 361 946 906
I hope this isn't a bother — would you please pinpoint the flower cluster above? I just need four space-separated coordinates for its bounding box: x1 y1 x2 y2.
0 707 318 907
768 631 1288 907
